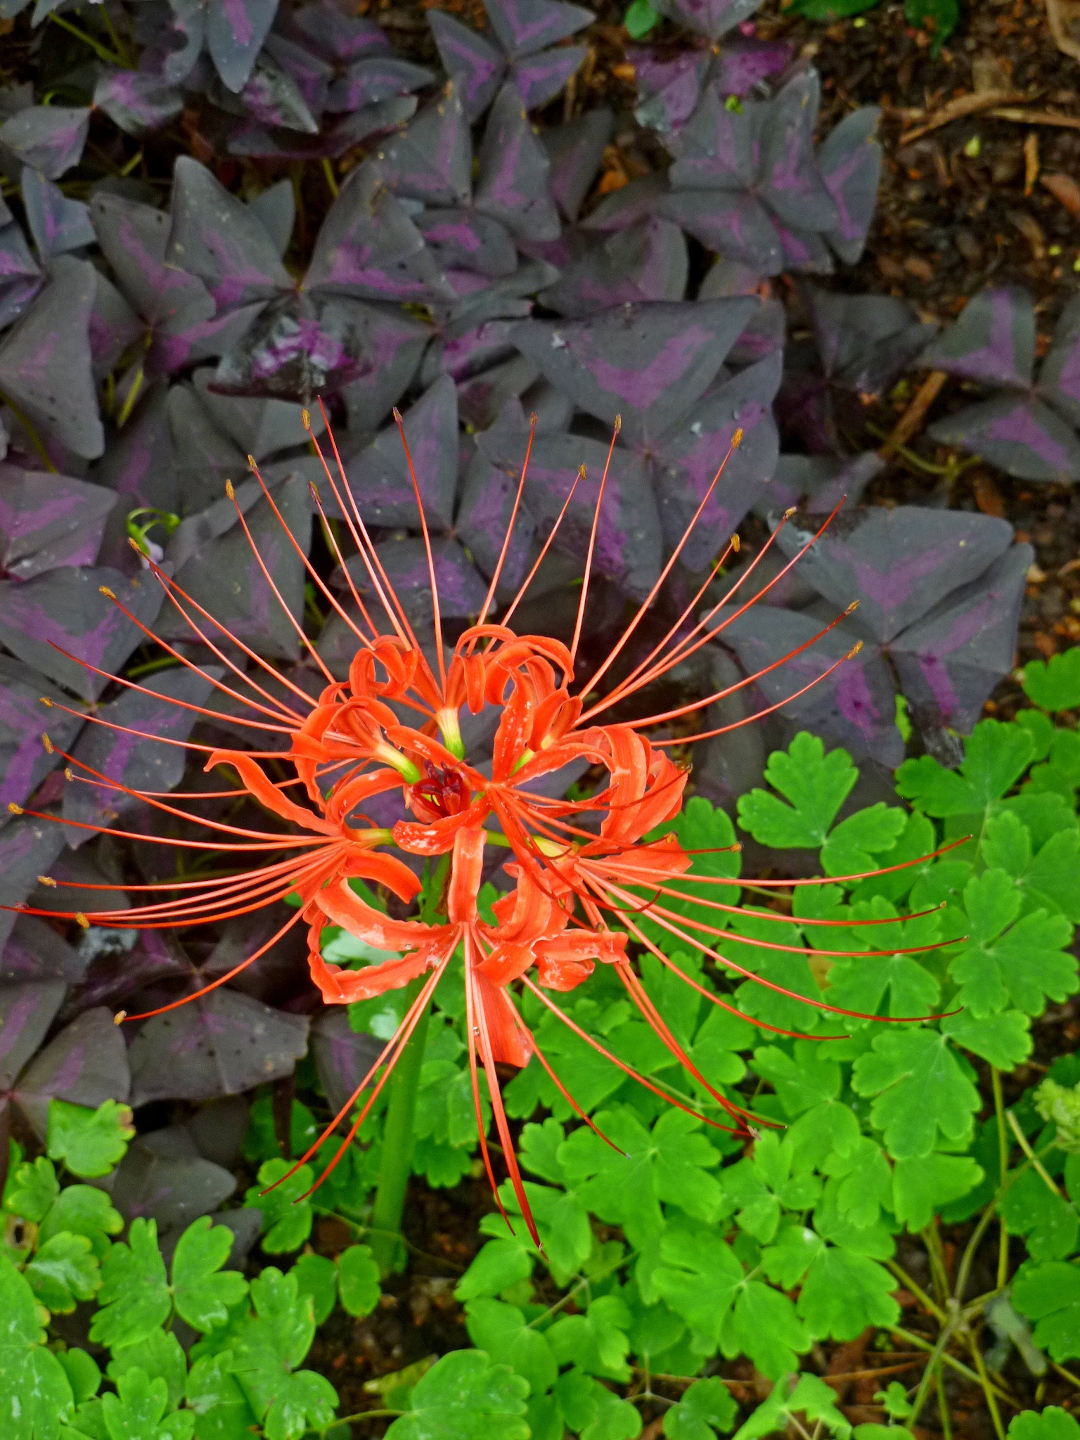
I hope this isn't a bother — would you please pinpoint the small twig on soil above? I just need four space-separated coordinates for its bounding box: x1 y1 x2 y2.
987 108 1080 132
899 91 1026 146
879 371 948 458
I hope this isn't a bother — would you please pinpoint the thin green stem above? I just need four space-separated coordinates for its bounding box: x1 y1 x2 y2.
923 1220 952 1306
886 1258 947 1323
992 1068 1011 1289
888 1326 1012 1406
908 1301 960 1426
0 388 57 472
937 1366 953 1440
1006 1111 1063 1196
368 855 450 1276
46 12 123 64
969 1334 1007 1440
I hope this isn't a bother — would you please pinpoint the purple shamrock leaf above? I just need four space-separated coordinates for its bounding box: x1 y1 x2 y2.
713 37 793 97
88 270 143 381
891 542 1033 739
539 217 688 317
92 387 180 566
165 156 292 310
422 318 519 385
476 428 664 599
1037 293 1080 428
0 563 167 700
369 82 472 207
343 374 458 530
93 68 184 136
248 180 294 256
362 534 489 629
650 350 782 569
208 292 411 404
207 0 279 93
772 221 833 276
927 393 1080 483
195 365 319 454
717 603 904 765
543 109 614 222
0 656 86 819
158 472 311 658
0 106 90 179
263 32 333 118
810 289 935 395
287 1 391 63
0 217 41 331
474 83 561 243
0 465 117 579
62 667 219 846
759 72 837 233
127 989 308 1104
109 1127 236 1230
764 452 884 517
416 209 518 278
20 168 94 261
0 981 67 1092
920 286 1035 388
311 1010 382 1117
457 448 537 595
650 0 766 41
513 45 589 110
1 915 84 985
630 46 712 138
661 188 783 275
772 505 1014 645
337 303 431 433
166 383 251 512
0 256 104 459
0 814 66 950
510 296 757 448
816 105 882 265
440 257 557 332
326 55 433 115
304 161 451 302
224 51 320 133
13 1006 130 1137
582 173 671 235
457 352 540 430
484 0 592 57
228 94 418 159
427 10 506 123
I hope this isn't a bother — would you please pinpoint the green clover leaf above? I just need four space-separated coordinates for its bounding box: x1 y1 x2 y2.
1021 651 1080 711
47 1100 135 1179
337 1244 380 1317
107 1330 186 1414
950 869 1076 1017
384 1349 529 1440
5 1156 59 1222
465 1298 557 1397
852 1029 980 1159
172 1216 249 1331
1013 1261 1080 1361
246 1160 314 1253
892 1154 985 1231
228 1266 338 1440
0 1252 76 1438
39 1184 124 1258
25 1232 101 1313
101 1366 194 1440
89 1219 170 1350
663 1377 738 1439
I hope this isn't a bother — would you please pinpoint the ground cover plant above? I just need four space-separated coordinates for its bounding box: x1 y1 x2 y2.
0 0 1079 1436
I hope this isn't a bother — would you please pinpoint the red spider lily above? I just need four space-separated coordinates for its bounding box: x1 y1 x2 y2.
5 402 957 1245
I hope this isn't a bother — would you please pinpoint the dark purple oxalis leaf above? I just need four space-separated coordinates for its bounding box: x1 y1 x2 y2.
62 666 219 846
20 169 94 261
12 1005 130 1136
816 105 882 265
109 1128 236 1232
94 68 184 136
650 0 765 41
1 915 84 985
543 109 613 222
477 427 664 600
428 10 506 123
921 286 1035 388
510 296 757 448
0 466 117 579
927 393 1080 483
539 218 689 318
771 505 1014 645
0 815 66 951
1037 293 1080 428
326 55 433 115
0 563 166 701
474 83 561 242
127 988 309 1104
343 373 459 530
0 106 90 178
0 256 104 460
630 47 712 138
370 82 472 207
890 542 1032 738
158 472 312 659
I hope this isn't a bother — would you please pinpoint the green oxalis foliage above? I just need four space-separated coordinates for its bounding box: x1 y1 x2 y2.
2 646 1079 1440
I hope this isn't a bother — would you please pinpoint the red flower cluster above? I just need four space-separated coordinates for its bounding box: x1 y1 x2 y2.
10 407 948 1239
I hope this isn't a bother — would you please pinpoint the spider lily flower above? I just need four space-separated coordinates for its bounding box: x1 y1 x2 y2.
3 401 959 1241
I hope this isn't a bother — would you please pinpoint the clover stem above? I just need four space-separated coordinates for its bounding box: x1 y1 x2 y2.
368 852 450 1276
991 1067 1010 1290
